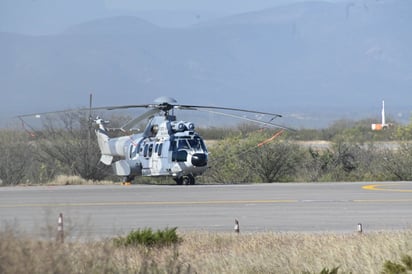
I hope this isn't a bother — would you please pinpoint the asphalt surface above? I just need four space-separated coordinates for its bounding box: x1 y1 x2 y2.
0 182 411 238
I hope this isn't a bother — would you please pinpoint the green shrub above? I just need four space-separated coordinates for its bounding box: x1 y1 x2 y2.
319 267 340 274
382 255 412 274
303 266 340 274
114 227 182 248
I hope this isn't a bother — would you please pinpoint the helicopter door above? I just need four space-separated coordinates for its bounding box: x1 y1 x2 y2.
141 143 153 175
151 142 161 175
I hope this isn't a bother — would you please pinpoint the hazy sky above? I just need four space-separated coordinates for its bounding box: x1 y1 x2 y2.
105 0 305 12
1 0 410 127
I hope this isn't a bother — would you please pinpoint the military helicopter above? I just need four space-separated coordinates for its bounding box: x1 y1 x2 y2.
89 96 293 185
19 96 291 185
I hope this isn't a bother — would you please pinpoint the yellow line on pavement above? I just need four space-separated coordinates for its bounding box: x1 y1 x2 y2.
355 199 412 203
362 183 412 193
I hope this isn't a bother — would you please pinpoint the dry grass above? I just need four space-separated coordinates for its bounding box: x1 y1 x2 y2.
1 227 411 274
181 231 412 273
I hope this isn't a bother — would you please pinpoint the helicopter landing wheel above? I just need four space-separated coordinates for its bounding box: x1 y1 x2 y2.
122 176 134 185
174 177 183 185
183 175 195 185
175 175 195 185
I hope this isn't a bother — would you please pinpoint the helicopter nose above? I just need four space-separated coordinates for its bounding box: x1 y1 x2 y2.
191 153 208 167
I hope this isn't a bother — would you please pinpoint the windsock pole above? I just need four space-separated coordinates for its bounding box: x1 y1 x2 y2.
257 130 284 147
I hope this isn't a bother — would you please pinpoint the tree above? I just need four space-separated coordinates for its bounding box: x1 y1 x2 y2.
204 134 256 183
204 129 301 183
34 112 110 180
0 131 32 185
380 142 412 181
244 141 303 182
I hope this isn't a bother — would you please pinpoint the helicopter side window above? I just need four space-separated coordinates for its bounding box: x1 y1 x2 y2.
172 150 187 162
148 144 153 157
158 143 163 156
129 145 134 159
143 144 149 158
130 145 138 159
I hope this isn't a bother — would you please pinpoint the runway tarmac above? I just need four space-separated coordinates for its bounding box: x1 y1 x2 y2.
0 182 411 238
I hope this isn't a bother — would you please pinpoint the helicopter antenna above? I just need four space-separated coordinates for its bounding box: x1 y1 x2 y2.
87 93 93 151
88 93 93 126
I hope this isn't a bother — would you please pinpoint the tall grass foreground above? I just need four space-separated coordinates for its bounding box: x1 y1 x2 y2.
0 225 411 273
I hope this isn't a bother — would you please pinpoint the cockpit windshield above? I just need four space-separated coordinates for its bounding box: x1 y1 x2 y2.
176 136 207 152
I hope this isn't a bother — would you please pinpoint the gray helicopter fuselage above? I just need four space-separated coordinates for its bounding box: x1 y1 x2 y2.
95 115 208 183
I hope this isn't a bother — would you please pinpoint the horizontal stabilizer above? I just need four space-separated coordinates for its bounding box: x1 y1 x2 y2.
100 154 113 165
113 160 131 176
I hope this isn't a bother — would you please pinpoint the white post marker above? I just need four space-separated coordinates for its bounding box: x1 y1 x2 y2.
57 213 64 243
234 219 240 234
357 223 363 234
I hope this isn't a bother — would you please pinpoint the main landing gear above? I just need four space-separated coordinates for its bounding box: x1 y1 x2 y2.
174 174 195 185
122 176 135 185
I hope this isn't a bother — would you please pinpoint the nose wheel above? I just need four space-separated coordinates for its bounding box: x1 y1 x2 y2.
174 174 195 185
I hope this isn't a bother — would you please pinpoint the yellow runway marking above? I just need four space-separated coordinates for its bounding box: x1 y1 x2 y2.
363 183 412 193
355 199 412 203
0 199 298 208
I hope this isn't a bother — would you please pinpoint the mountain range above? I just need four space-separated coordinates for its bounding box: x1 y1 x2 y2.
1 0 411 128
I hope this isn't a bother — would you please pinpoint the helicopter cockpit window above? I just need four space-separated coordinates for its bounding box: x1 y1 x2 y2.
175 137 206 151
188 137 207 151
178 139 190 150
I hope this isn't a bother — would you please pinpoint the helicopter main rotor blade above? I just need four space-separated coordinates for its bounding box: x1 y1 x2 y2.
121 108 160 132
88 104 152 111
16 108 83 119
17 104 155 119
176 104 283 118
194 108 296 131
